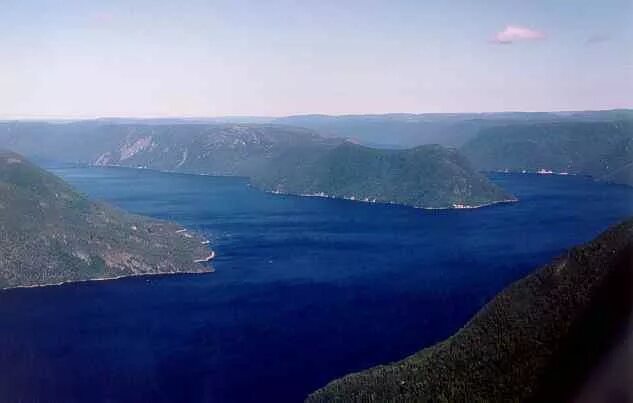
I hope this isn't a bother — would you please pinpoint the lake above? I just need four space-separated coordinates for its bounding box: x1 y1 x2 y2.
1 167 632 402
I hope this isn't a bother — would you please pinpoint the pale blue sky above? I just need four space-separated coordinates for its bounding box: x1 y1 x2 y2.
1 0 631 117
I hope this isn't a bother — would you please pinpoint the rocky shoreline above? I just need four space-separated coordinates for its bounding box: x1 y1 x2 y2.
0 268 215 291
268 189 519 210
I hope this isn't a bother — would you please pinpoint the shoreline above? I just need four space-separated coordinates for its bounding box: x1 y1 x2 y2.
419 198 519 210
267 189 519 211
87 163 250 180
491 169 578 176
0 268 215 292
194 251 216 263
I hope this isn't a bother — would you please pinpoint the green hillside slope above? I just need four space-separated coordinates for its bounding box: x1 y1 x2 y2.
253 142 515 208
308 218 633 402
0 150 213 288
461 121 633 186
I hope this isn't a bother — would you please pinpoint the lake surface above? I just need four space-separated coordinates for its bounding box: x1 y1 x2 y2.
1 168 632 403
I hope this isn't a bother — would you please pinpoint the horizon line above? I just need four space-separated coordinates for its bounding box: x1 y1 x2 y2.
1 107 632 121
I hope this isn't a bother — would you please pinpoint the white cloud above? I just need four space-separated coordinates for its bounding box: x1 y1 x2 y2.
493 25 545 44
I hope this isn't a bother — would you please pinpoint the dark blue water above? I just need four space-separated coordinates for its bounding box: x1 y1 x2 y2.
1 168 632 403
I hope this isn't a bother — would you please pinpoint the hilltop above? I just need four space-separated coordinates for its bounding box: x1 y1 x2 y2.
308 217 633 402
0 150 213 289
252 141 514 209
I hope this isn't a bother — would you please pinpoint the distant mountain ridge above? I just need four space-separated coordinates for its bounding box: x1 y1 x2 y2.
274 109 633 148
308 217 633 402
3 109 630 149
461 121 633 186
0 150 213 289
0 122 513 209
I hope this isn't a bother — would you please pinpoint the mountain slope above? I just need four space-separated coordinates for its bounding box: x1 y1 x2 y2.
253 142 515 208
461 121 633 186
0 122 336 176
0 150 213 289
308 217 633 402
0 122 513 209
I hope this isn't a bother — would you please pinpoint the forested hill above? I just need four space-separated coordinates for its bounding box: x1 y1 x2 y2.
461 121 633 186
308 217 633 402
251 141 514 209
0 150 213 288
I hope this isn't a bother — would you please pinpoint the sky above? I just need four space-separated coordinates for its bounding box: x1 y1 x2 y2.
1 0 632 118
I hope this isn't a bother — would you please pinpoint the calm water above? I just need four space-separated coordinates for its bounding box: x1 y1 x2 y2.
1 168 632 402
